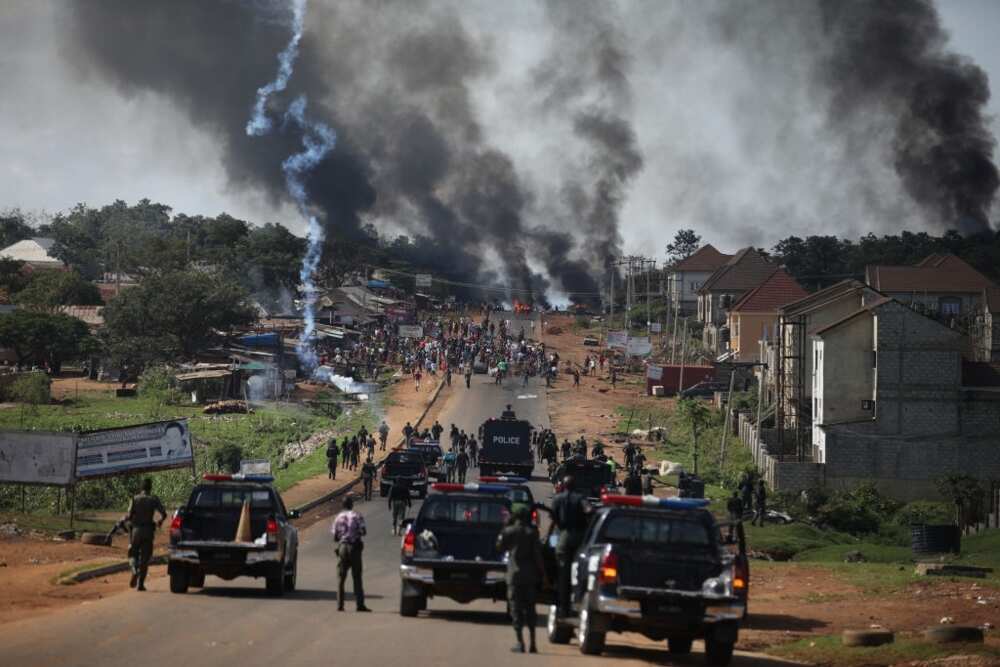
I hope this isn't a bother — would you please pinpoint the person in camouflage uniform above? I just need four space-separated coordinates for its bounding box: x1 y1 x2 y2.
496 505 546 654
125 478 167 591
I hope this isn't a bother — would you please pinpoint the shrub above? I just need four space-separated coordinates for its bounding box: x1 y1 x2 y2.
813 482 901 536
8 372 51 405
894 500 953 526
138 366 183 407
209 442 244 473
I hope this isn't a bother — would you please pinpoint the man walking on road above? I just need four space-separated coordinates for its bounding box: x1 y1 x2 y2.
361 458 377 501
326 438 340 479
496 505 545 654
388 479 412 536
332 495 371 612
465 365 472 388
456 449 470 483
551 475 589 618
378 420 389 451
125 478 167 591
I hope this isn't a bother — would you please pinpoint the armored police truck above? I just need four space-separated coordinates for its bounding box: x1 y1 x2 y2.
477 405 533 478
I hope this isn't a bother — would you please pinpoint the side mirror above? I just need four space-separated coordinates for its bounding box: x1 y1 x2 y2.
288 509 301 520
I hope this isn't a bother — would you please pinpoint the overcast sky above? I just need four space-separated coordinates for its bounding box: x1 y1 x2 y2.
1 0 999 261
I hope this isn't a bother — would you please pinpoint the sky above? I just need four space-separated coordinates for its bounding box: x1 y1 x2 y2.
1 0 999 269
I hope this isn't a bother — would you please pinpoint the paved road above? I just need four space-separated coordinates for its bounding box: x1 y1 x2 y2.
0 312 795 666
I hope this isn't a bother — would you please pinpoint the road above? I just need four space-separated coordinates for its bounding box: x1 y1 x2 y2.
0 312 795 667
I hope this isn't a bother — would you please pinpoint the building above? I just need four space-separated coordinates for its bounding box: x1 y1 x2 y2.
725 267 808 363
696 248 775 357
810 298 1000 499
972 287 1000 362
865 254 995 320
0 238 64 271
665 244 731 316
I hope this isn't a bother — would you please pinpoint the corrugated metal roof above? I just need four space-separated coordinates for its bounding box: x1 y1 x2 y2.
0 238 63 267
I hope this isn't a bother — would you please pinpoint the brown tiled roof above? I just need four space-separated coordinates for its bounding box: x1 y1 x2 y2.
698 247 775 293
984 287 1000 314
962 360 1000 388
867 254 995 293
670 244 732 272
781 279 867 316
730 268 809 313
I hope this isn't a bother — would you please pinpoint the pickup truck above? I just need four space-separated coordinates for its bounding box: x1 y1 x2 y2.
167 474 300 596
398 483 512 616
552 456 619 502
546 495 744 665
380 450 429 498
406 440 446 481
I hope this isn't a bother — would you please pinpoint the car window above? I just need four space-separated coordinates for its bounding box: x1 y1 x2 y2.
599 514 712 547
191 487 275 510
421 498 510 525
507 489 532 503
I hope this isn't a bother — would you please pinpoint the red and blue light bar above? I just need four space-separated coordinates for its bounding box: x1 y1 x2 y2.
203 473 275 483
601 494 710 510
478 476 527 484
432 482 511 494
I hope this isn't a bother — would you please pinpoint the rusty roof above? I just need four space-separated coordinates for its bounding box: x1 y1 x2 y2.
669 244 732 272
729 267 809 313
866 254 995 293
698 247 775 293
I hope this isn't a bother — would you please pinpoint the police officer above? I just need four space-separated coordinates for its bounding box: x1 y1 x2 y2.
361 457 377 501
560 439 572 460
388 478 412 536
326 437 340 479
378 420 390 451
496 505 545 654
550 475 589 618
590 440 604 458
456 449 470 484
726 490 744 540
403 421 415 444
125 478 167 591
753 479 768 527
624 469 643 496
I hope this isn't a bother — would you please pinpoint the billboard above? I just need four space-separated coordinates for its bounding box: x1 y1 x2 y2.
646 364 663 381
0 431 77 486
627 336 653 356
607 331 628 349
415 274 432 288
650 322 662 333
398 324 424 339
76 420 193 479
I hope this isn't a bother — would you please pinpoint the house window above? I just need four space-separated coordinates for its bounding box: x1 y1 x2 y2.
939 298 961 316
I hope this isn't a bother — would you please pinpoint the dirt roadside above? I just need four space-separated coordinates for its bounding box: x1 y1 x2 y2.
0 372 455 625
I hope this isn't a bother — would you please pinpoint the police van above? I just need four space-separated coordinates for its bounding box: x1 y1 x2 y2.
477 406 534 478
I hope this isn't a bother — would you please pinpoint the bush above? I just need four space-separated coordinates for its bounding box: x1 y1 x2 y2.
209 442 243 473
138 366 183 406
813 482 901 536
894 500 953 526
9 372 51 405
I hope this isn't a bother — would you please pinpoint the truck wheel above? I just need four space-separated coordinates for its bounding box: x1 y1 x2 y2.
169 568 190 594
704 639 734 666
547 605 572 645
668 637 693 654
400 593 424 617
578 608 606 655
189 571 205 588
266 563 286 596
283 558 297 592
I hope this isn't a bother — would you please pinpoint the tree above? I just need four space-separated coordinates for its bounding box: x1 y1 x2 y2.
13 269 103 312
0 310 95 373
102 270 256 364
0 258 27 302
0 211 34 249
666 229 701 264
676 398 712 476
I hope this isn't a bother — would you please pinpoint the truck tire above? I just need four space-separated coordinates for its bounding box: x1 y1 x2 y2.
547 605 572 645
266 563 286 596
704 639 734 666
169 568 190 594
80 532 111 546
922 626 984 644
842 629 894 647
578 608 606 655
283 558 297 592
189 571 206 588
400 593 424 617
668 637 693 654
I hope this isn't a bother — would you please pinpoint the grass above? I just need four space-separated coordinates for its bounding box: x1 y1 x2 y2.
0 511 115 535
769 632 1000 666
53 560 124 586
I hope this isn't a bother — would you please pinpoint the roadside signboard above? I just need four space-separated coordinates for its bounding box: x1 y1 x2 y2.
650 322 662 333
0 431 77 486
415 274 432 288
607 330 628 349
385 306 415 323
646 364 664 381
627 336 653 356
398 324 424 339
76 420 193 479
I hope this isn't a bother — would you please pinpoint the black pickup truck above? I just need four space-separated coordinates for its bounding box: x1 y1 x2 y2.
167 474 300 596
380 450 429 498
552 456 619 502
406 440 446 481
546 495 744 665
398 483 512 616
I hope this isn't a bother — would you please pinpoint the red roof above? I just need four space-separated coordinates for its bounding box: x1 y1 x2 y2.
867 254 995 293
729 268 809 313
699 247 775 292
670 244 732 272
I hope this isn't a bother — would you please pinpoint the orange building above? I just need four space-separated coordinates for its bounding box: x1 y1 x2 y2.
725 268 808 362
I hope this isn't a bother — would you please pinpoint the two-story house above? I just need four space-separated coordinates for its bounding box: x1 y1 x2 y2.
665 244 731 316
865 254 995 321
696 248 774 357
725 267 808 363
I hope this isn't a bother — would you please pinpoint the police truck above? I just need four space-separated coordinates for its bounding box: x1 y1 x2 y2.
477 405 534 478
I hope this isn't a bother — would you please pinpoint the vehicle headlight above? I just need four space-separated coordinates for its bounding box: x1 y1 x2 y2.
702 571 733 598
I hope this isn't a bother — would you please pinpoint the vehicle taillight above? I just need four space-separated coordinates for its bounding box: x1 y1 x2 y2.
599 485 607 496
598 550 619 585
733 560 748 591
170 514 182 541
402 528 415 558
531 509 538 524
266 518 278 544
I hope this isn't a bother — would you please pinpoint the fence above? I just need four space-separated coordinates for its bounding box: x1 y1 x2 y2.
736 411 823 492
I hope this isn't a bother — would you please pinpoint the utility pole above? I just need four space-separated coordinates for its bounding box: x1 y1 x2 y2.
719 368 737 477
678 318 689 393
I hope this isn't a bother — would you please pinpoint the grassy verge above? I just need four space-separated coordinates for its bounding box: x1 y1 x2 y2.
53 560 124 586
769 633 1000 666
0 512 115 535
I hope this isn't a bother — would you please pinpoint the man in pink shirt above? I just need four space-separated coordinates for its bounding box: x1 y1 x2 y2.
332 495 370 612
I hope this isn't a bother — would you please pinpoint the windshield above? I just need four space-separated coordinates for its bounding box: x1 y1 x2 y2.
599 513 713 547
387 453 423 465
420 497 511 525
190 486 275 511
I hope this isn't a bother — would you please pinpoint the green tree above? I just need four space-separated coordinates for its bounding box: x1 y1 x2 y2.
102 270 256 364
0 310 95 373
666 229 701 264
0 258 28 302
0 210 34 249
676 398 712 475
13 270 103 312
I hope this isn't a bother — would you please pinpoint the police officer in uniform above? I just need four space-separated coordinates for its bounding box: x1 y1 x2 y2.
326 437 340 479
361 457 377 501
125 478 167 591
550 475 589 618
496 505 545 654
